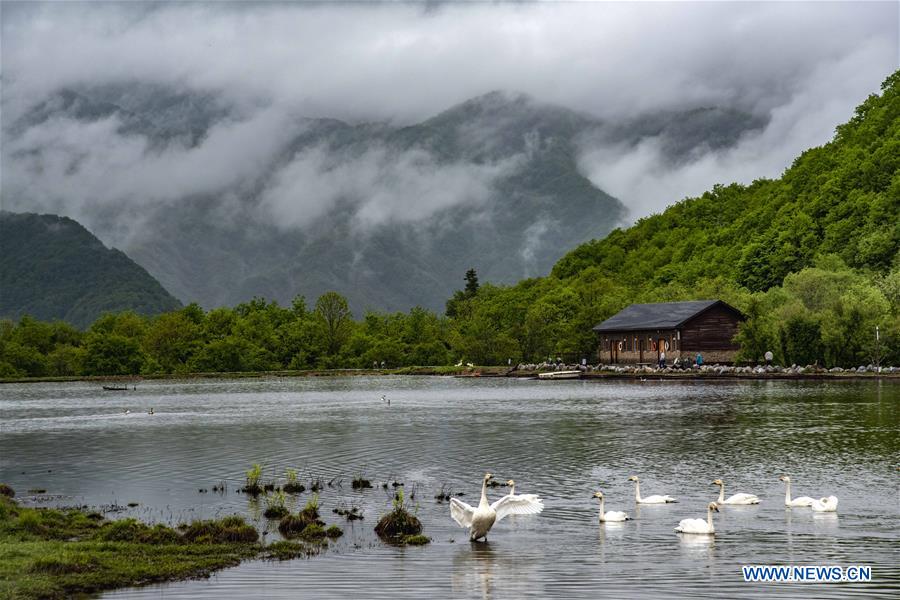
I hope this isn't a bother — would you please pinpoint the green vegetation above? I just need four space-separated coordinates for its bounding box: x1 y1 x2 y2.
1 72 898 374
0 212 181 329
278 495 324 539
0 493 260 600
375 490 426 545
241 463 264 496
263 491 289 519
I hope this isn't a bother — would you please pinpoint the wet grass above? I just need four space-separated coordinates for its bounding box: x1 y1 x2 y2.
374 490 427 545
0 493 260 600
278 494 325 538
282 468 305 494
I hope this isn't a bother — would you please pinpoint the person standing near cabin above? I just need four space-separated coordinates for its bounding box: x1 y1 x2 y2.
658 350 666 369
696 353 703 366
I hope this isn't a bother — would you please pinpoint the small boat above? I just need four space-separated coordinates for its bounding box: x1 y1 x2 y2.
538 370 582 380
102 385 129 391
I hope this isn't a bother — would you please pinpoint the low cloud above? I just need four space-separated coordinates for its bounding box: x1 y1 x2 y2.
1 1 896 235
258 145 520 231
577 37 896 220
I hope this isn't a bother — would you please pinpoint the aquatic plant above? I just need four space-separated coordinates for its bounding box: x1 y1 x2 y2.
402 534 430 546
352 476 372 489
264 540 321 561
325 525 343 538
0 484 14 498
333 505 364 521
242 463 264 495
375 490 423 544
278 494 324 538
283 469 305 494
263 490 289 519
299 523 326 541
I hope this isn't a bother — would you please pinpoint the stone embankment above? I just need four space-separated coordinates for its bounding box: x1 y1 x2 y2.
516 362 900 378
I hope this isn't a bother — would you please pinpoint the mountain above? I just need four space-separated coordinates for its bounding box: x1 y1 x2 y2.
0 212 182 328
4 85 767 314
443 70 900 365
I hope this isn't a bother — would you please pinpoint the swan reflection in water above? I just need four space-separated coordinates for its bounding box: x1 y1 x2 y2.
678 531 716 559
451 543 498 600
452 542 541 600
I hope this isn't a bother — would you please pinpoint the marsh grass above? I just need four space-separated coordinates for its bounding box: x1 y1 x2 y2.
0 495 259 600
278 494 324 538
283 469 305 494
241 463 264 496
374 490 426 545
263 491 289 519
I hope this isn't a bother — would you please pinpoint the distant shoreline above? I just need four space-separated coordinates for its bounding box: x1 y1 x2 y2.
3 366 900 384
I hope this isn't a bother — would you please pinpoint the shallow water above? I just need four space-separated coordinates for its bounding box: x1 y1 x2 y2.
1 376 898 598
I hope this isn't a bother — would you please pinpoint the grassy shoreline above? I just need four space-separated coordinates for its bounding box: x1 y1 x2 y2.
0 492 325 600
2 365 899 385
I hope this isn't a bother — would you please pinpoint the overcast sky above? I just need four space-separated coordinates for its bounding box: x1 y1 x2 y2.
2 1 898 229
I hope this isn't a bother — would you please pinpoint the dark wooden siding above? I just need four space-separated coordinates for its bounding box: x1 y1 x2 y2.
679 305 742 351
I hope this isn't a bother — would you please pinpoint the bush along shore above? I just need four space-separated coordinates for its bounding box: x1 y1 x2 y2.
0 489 336 599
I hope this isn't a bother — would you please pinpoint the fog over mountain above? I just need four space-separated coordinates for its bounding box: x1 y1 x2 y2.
2 2 896 312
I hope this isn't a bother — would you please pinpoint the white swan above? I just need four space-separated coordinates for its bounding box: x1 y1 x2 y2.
592 491 630 522
712 479 759 505
810 495 839 512
675 502 719 534
501 480 540 503
779 476 815 507
450 473 544 541
628 475 677 503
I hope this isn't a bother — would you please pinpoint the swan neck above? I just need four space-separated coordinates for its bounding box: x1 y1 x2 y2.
718 484 725 503
784 481 791 504
708 507 715 530
480 479 489 507
598 496 605 518
634 480 641 502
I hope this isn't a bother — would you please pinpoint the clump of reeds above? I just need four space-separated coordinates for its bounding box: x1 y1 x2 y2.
278 494 324 538
351 470 373 489
374 490 427 545
0 484 15 498
241 463 264 496
283 469 305 494
263 490 289 519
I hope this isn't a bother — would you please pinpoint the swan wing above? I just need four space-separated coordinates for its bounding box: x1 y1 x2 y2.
811 496 838 512
725 493 760 505
642 494 677 503
492 494 544 522
449 497 475 528
790 496 816 507
675 518 709 533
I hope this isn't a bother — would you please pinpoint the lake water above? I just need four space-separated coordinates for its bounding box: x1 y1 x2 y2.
1 376 898 598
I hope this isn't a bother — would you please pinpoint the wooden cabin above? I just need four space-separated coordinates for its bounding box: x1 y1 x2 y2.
593 300 745 364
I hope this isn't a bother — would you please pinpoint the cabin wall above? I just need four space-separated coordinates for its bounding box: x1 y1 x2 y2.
679 305 742 352
598 329 680 364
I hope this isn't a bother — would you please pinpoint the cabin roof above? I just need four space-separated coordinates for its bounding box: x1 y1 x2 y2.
592 300 742 332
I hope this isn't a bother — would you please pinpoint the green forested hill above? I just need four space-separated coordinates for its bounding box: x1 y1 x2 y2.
444 70 900 367
0 212 181 328
552 73 899 288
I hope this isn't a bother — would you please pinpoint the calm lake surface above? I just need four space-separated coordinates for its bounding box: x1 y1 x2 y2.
1 377 898 598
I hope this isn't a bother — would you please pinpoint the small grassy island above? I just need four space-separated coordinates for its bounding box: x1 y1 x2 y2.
0 489 323 599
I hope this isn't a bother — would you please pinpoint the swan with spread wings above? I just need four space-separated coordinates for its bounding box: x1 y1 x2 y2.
449 473 544 541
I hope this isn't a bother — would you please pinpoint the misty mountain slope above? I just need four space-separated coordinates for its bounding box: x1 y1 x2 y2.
0 212 181 328
4 87 767 314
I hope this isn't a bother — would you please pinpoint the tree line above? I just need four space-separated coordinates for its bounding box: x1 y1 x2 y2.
1 71 898 377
